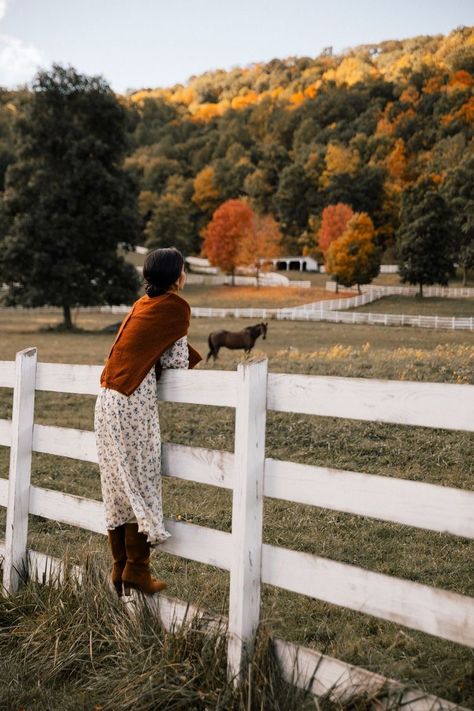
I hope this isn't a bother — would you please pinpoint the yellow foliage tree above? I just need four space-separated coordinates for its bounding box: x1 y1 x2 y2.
386 138 409 184
321 142 359 187
325 213 380 292
192 166 220 212
231 91 259 109
323 56 379 86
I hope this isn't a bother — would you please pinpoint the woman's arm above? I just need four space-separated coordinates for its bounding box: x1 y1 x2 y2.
159 335 190 369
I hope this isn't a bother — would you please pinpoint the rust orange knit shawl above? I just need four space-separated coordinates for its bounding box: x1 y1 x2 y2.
100 292 201 396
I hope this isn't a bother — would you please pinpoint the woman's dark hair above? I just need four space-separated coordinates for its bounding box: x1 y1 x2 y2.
143 247 185 297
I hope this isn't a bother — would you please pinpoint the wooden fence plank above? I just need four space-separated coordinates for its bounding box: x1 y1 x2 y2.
157 369 238 407
33 424 98 462
29 485 105 534
272 638 466 710
35 363 238 407
162 443 233 489
160 519 231 570
228 357 268 680
264 458 474 538
30 425 235 490
36 363 102 395
3 347 37 593
0 360 15 388
267 373 474 432
262 545 474 647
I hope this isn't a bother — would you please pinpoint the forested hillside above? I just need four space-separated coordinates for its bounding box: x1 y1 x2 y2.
0 27 472 263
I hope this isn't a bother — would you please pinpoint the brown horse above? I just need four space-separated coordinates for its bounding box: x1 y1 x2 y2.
206 322 268 362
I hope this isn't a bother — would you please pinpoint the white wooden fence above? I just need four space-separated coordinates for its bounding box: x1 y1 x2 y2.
1 350 474 707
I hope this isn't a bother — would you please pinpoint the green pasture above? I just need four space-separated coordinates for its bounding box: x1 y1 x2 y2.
1 306 474 707
351 295 474 317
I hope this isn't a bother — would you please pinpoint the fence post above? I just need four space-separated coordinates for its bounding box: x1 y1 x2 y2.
3 347 37 594
227 356 268 682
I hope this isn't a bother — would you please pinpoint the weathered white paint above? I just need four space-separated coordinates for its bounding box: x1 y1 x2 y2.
27 548 83 586
3 347 37 593
262 544 474 647
29 485 106 534
33 424 98 463
0 360 15 388
273 638 467 710
264 458 474 538
157 369 238 408
228 357 268 681
160 518 231 570
36 362 102 395
162 443 233 489
267 373 474 432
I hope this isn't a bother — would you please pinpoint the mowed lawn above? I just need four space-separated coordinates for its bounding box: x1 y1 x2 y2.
1 302 474 706
351 295 474 317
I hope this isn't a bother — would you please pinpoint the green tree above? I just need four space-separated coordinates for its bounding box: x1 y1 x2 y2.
396 179 455 296
0 65 141 328
273 164 312 252
442 156 474 286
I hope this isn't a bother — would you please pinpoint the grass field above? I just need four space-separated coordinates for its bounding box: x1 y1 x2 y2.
351 295 474 317
1 299 474 708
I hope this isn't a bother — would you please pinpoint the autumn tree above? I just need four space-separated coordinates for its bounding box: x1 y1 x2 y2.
203 199 255 284
0 65 141 329
317 203 354 254
238 213 283 285
396 179 455 296
192 165 220 213
325 213 380 293
442 157 474 285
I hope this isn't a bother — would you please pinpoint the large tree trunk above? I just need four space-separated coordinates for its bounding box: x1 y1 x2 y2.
418 282 423 298
357 283 361 294
462 265 467 287
231 269 235 286
63 304 73 330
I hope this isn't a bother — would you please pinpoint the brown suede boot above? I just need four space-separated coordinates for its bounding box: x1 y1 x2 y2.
107 525 127 597
122 523 167 595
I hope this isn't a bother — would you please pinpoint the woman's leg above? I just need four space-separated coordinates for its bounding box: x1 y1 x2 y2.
122 523 167 595
107 525 127 597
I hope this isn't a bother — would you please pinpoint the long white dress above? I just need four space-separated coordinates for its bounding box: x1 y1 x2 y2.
94 336 189 545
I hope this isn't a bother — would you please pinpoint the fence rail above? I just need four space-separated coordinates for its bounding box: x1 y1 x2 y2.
0 351 473 705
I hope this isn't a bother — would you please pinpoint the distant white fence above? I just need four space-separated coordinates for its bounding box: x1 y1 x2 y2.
187 273 311 288
0 350 473 707
326 282 474 298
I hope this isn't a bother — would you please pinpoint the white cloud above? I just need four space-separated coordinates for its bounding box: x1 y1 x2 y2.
0 34 44 87
0 0 8 21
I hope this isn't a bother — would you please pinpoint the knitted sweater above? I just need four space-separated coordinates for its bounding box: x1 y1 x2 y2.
100 292 201 395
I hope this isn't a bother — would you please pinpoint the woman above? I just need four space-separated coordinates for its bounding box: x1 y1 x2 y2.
95 247 202 596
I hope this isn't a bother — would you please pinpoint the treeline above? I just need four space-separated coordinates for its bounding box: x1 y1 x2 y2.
0 27 472 274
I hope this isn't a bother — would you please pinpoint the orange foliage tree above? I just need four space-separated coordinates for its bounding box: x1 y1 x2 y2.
325 213 380 293
317 203 354 254
238 213 283 285
203 199 255 284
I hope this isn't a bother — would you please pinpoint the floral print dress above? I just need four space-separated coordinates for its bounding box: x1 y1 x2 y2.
94 336 189 545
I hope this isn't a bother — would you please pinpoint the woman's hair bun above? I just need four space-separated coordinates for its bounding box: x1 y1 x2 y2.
143 247 184 297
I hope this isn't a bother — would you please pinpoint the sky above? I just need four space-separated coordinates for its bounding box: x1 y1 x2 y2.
0 0 472 93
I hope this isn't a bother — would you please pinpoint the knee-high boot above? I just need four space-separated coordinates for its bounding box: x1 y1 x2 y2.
107 525 127 597
122 523 167 595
